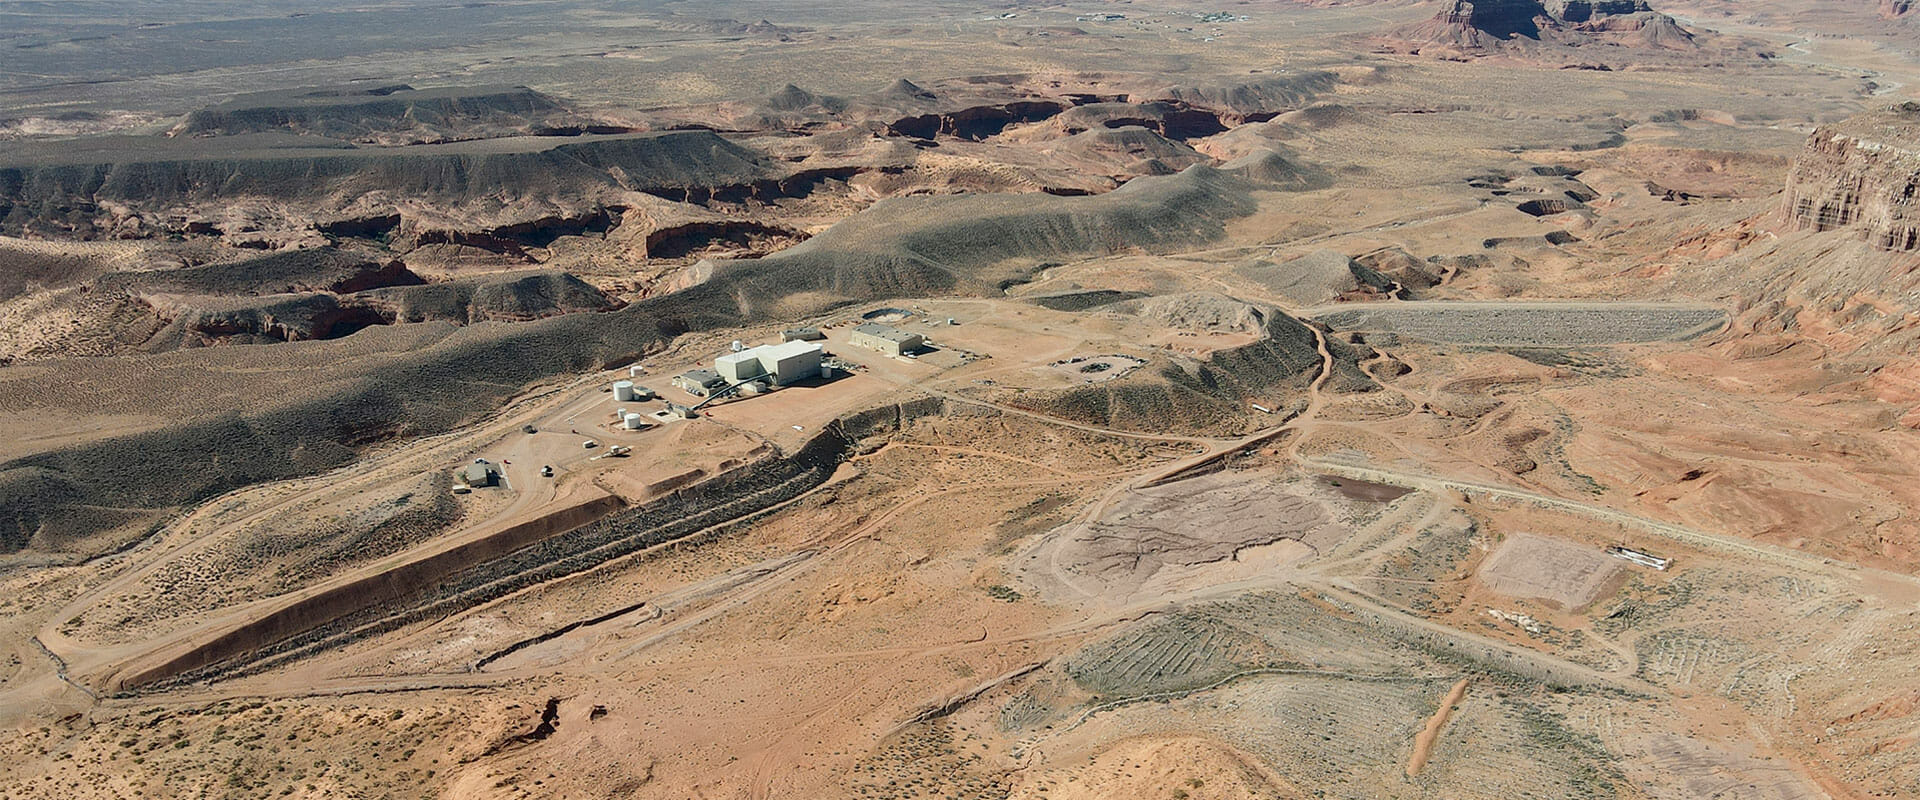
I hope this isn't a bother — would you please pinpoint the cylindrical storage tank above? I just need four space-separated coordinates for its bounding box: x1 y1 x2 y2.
628 365 644 377
623 413 645 430
615 407 627 419
613 380 636 401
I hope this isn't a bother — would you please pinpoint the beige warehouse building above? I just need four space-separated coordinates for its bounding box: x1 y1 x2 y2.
849 322 924 356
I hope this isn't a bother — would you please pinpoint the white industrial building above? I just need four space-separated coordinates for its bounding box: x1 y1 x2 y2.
716 340 825 385
850 322 924 356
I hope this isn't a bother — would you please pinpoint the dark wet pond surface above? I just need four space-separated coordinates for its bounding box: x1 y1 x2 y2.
1317 475 1413 503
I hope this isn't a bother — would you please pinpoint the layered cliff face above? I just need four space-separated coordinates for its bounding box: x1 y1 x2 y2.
167 85 609 146
1398 0 1546 47
1784 103 1920 252
1395 0 1694 49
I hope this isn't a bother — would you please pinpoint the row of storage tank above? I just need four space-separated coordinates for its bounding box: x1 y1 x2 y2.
612 380 655 403
615 376 655 430
611 406 649 429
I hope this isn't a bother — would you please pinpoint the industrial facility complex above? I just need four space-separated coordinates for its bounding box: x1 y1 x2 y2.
667 339 828 401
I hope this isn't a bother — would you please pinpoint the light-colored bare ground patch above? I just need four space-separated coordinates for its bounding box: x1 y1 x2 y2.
1026 471 1346 604
1311 302 1728 347
1627 735 1827 800
1046 354 1146 385
1477 533 1625 610
1006 735 1307 800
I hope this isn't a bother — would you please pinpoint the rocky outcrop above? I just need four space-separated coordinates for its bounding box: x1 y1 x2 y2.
99 247 422 296
885 100 1069 140
1405 0 1551 45
1050 102 1229 140
0 72 1342 242
168 85 617 146
0 129 780 239
1883 0 1915 18
666 73 1332 142
1046 126 1210 175
1784 103 1920 252
140 270 621 349
693 163 1274 314
1395 0 1694 50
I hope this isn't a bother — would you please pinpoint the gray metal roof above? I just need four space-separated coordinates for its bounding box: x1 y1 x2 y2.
852 322 921 342
677 367 724 385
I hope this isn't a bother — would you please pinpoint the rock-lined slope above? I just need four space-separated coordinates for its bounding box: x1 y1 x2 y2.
1237 250 1394 306
1001 304 1376 435
1785 102 1920 252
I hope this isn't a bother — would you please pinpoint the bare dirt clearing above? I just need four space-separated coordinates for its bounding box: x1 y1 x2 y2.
1477 533 1626 610
1023 471 1345 604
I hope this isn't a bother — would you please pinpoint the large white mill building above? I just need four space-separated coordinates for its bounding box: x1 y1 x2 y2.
714 340 826 386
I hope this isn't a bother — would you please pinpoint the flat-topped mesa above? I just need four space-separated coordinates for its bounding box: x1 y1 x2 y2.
1426 0 1550 42
1784 103 1920 252
1396 0 1694 49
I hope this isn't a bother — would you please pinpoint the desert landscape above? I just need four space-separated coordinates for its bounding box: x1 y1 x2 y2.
2 0 1919 798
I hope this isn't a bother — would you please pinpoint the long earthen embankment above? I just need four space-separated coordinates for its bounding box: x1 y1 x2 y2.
113 396 956 693
111 492 627 691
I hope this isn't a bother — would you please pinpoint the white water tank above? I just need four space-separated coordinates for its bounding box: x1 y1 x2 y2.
623 413 646 430
613 380 637 401
628 365 644 377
